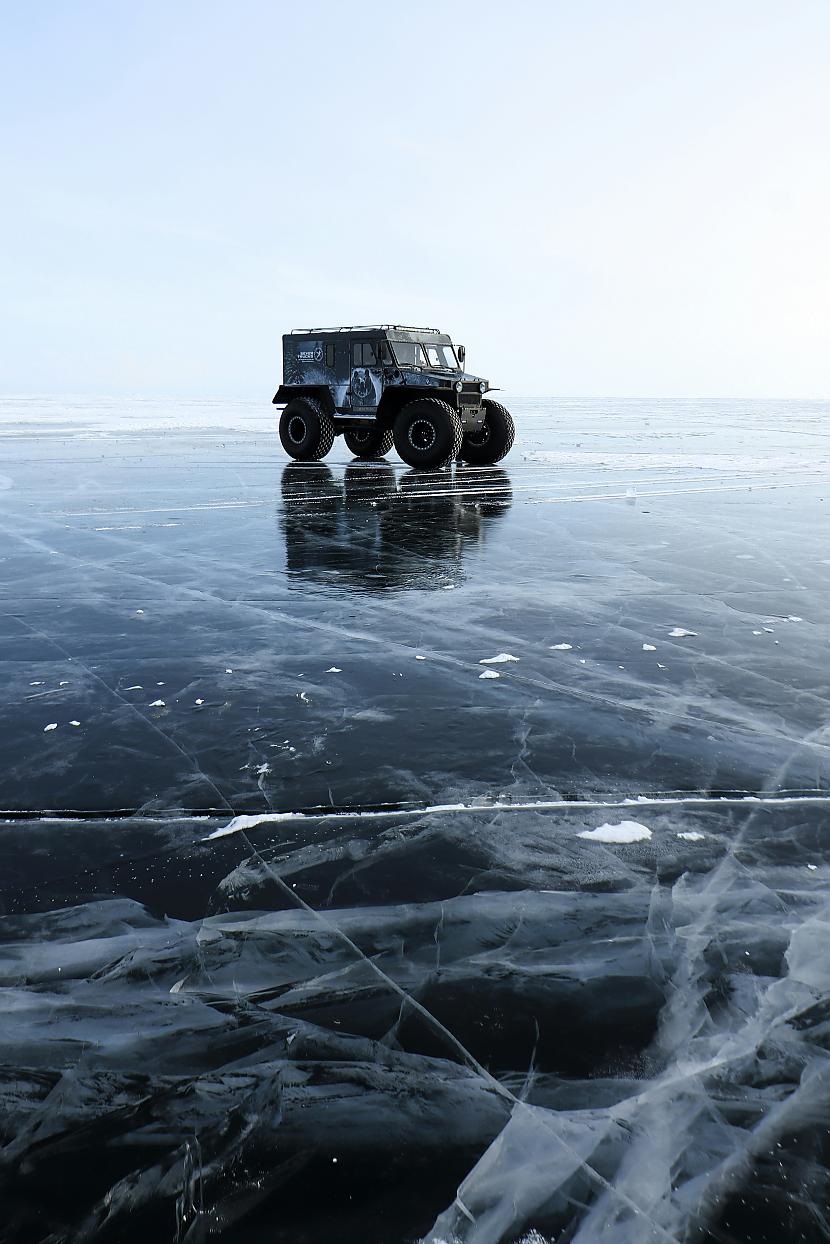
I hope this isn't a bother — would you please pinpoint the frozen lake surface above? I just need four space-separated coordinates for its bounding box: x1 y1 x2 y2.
1 396 830 1242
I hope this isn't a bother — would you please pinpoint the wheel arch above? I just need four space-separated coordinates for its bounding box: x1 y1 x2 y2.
376 387 426 429
274 385 336 417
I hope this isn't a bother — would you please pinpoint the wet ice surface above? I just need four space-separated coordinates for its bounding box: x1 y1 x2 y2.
2 395 830 1243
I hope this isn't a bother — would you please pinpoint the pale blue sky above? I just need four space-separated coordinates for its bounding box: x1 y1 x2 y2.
1 1 828 397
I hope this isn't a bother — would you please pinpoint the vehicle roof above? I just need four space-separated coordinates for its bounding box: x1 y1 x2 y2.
286 325 449 341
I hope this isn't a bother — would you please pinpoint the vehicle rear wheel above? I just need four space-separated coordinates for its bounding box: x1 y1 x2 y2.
393 398 463 469
343 425 394 459
279 397 335 461
460 399 515 465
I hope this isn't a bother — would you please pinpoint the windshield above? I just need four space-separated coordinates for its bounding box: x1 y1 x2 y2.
391 341 459 370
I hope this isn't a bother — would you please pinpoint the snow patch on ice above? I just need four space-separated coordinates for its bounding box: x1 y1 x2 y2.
479 670 501 680
479 653 520 664
578 820 652 844
149 699 165 708
668 628 697 637
677 831 706 841
549 643 572 651
43 723 57 732
325 667 342 673
642 643 656 651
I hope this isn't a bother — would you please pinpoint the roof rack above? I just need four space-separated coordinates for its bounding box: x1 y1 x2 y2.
288 324 441 335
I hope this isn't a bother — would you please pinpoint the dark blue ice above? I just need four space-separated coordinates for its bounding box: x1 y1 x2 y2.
1 395 829 1243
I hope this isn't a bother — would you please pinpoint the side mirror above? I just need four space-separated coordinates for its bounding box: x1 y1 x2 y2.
457 344 466 366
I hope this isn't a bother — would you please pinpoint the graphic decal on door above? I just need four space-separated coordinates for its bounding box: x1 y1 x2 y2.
350 367 380 408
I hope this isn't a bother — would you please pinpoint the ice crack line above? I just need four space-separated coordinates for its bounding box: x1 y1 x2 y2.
204 792 830 840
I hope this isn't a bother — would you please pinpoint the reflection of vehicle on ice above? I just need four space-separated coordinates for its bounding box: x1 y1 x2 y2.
279 463 513 592
274 325 514 469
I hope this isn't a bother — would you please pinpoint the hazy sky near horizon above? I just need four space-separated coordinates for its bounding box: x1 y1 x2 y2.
2 1 829 398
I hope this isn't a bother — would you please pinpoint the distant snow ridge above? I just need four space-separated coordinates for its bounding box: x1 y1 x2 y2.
521 448 829 472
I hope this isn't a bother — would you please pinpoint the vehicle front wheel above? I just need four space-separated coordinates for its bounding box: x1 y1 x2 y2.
279 397 335 461
393 398 463 469
460 399 515 465
343 425 394 459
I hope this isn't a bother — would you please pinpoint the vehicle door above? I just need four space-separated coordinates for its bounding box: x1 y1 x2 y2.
348 340 383 413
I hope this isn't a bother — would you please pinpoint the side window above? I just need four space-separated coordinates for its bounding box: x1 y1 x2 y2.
352 342 378 366
326 342 335 367
379 341 393 365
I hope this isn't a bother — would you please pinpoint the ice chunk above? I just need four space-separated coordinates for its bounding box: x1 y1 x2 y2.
415 655 426 660
69 720 81 727
207 811 307 839
479 670 501 680
642 644 656 651
43 723 58 732
479 653 520 664
578 820 652 843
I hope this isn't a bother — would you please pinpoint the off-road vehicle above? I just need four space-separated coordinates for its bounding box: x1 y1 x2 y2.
273 325 514 469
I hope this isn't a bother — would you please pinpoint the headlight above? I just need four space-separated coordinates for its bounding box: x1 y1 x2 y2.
479 381 486 393
455 380 463 392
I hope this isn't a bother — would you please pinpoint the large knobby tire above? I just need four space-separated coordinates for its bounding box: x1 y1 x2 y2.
393 397 463 470
343 425 394 459
460 399 515 465
279 397 335 461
